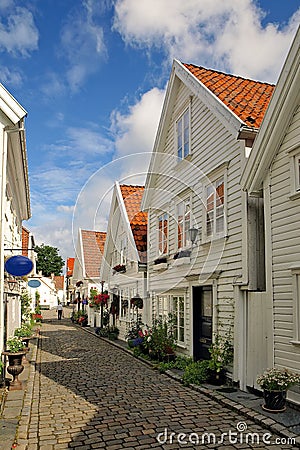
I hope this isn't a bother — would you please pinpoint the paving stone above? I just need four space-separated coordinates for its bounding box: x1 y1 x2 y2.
5 310 298 450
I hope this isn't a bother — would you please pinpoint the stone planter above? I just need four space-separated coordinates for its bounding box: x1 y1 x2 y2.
2 351 26 390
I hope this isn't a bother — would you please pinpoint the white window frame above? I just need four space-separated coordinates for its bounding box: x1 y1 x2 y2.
120 237 127 265
288 146 300 200
202 164 228 242
291 267 300 344
176 106 191 160
171 294 185 344
176 199 191 250
157 213 169 256
156 295 170 319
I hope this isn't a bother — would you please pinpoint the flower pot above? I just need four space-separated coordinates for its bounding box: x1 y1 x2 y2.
262 390 287 413
207 368 226 386
108 332 118 340
2 351 26 390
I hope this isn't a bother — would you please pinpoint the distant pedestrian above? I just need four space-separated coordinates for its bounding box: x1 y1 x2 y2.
57 303 63 320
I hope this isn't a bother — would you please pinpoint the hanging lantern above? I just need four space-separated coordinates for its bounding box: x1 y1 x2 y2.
4 256 33 276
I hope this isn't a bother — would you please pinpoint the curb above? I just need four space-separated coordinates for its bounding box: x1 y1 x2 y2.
80 325 300 447
14 335 39 449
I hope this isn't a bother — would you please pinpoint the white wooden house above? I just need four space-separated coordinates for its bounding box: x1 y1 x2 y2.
101 183 148 339
73 229 106 326
0 84 31 352
141 59 274 390
241 27 300 404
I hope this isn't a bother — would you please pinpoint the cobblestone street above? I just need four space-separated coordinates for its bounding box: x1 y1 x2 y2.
13 310 299 449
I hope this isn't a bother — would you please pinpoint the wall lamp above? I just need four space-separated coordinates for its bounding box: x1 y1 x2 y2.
188 227 199 246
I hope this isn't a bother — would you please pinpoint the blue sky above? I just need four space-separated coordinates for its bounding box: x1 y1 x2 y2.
0 0 299 263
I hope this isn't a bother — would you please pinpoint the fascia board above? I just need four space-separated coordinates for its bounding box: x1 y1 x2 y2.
116 182 140 261
241 27 300 194
175 60 243 135
0 83 27 124
79 228 86 279
141 61 178 210
101 184 118 274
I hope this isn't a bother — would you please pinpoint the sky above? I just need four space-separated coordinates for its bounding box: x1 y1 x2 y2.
0 0 299 266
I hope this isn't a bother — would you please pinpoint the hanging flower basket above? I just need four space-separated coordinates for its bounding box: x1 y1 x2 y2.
112 264 126 273
130 296 143 309
94 294 109 307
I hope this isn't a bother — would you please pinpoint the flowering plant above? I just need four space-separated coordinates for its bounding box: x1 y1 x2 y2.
95 294 109 306
257 368 300 391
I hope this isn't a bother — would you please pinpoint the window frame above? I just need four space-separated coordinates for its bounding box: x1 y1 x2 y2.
157 212 169 256
176 198 192 250
291 267 300 344
176 106 191 161
288 146 300 200
202 165 228 242
171 294 185 344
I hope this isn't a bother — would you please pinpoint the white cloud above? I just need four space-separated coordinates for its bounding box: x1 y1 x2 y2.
0 6 38 57
59 1 107 92
113 0 300 82
0 66 23 87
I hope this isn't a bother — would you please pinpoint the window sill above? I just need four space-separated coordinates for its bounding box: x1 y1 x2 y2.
153 262 168 271
290 340 300 346
288 192 300 201
201 234 228 245
172 257 190 267
176 341 187 349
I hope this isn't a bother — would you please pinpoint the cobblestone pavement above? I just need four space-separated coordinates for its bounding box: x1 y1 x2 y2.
16 310 299 449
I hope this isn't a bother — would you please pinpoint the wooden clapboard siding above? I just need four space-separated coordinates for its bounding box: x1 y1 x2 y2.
269 104 300 373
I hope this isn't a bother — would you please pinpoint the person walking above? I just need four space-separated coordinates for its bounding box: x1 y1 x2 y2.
57 303 63 320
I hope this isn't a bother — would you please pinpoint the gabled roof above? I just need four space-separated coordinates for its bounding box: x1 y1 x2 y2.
54 275 64 290
241 26 300 194
142 59 275 210
119 185 147 254
183 64 274 129
66 257 75 277
81 230 106 279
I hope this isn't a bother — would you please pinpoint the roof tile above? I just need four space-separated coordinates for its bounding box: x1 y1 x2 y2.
81 230 106 279
119 185 147 255
183 63 275 128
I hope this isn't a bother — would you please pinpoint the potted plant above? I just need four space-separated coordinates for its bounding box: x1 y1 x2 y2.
2 337 26 390
14 324 33 348
257 368 300 413
207 334 233 385
107 326 119 340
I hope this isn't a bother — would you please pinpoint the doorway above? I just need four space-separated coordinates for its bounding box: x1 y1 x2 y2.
193 286 213 360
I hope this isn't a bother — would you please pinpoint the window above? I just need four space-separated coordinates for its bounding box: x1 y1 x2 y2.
294 154 300 191
157 295 169 319
291 268 300 343
205 176 225 238
120 237 127 264
176 200 191 249
158 213 168 255
288 147 300 199
172 295 185 343
176 109 190 160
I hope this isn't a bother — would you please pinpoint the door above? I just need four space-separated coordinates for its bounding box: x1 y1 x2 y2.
193 286 213 360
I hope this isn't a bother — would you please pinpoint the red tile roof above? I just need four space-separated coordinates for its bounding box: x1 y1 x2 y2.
67 257 75 277
22 227 29 257
81 230 106 279
183 63 275 128
119 185 147 256
54 275 64 290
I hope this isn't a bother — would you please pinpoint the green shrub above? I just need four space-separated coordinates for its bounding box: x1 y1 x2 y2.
182 360 210 386
6 337 26 353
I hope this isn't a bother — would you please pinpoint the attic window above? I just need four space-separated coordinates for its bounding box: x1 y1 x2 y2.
176 108 190 160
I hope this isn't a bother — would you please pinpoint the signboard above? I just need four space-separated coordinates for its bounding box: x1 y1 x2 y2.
4 256 33 276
